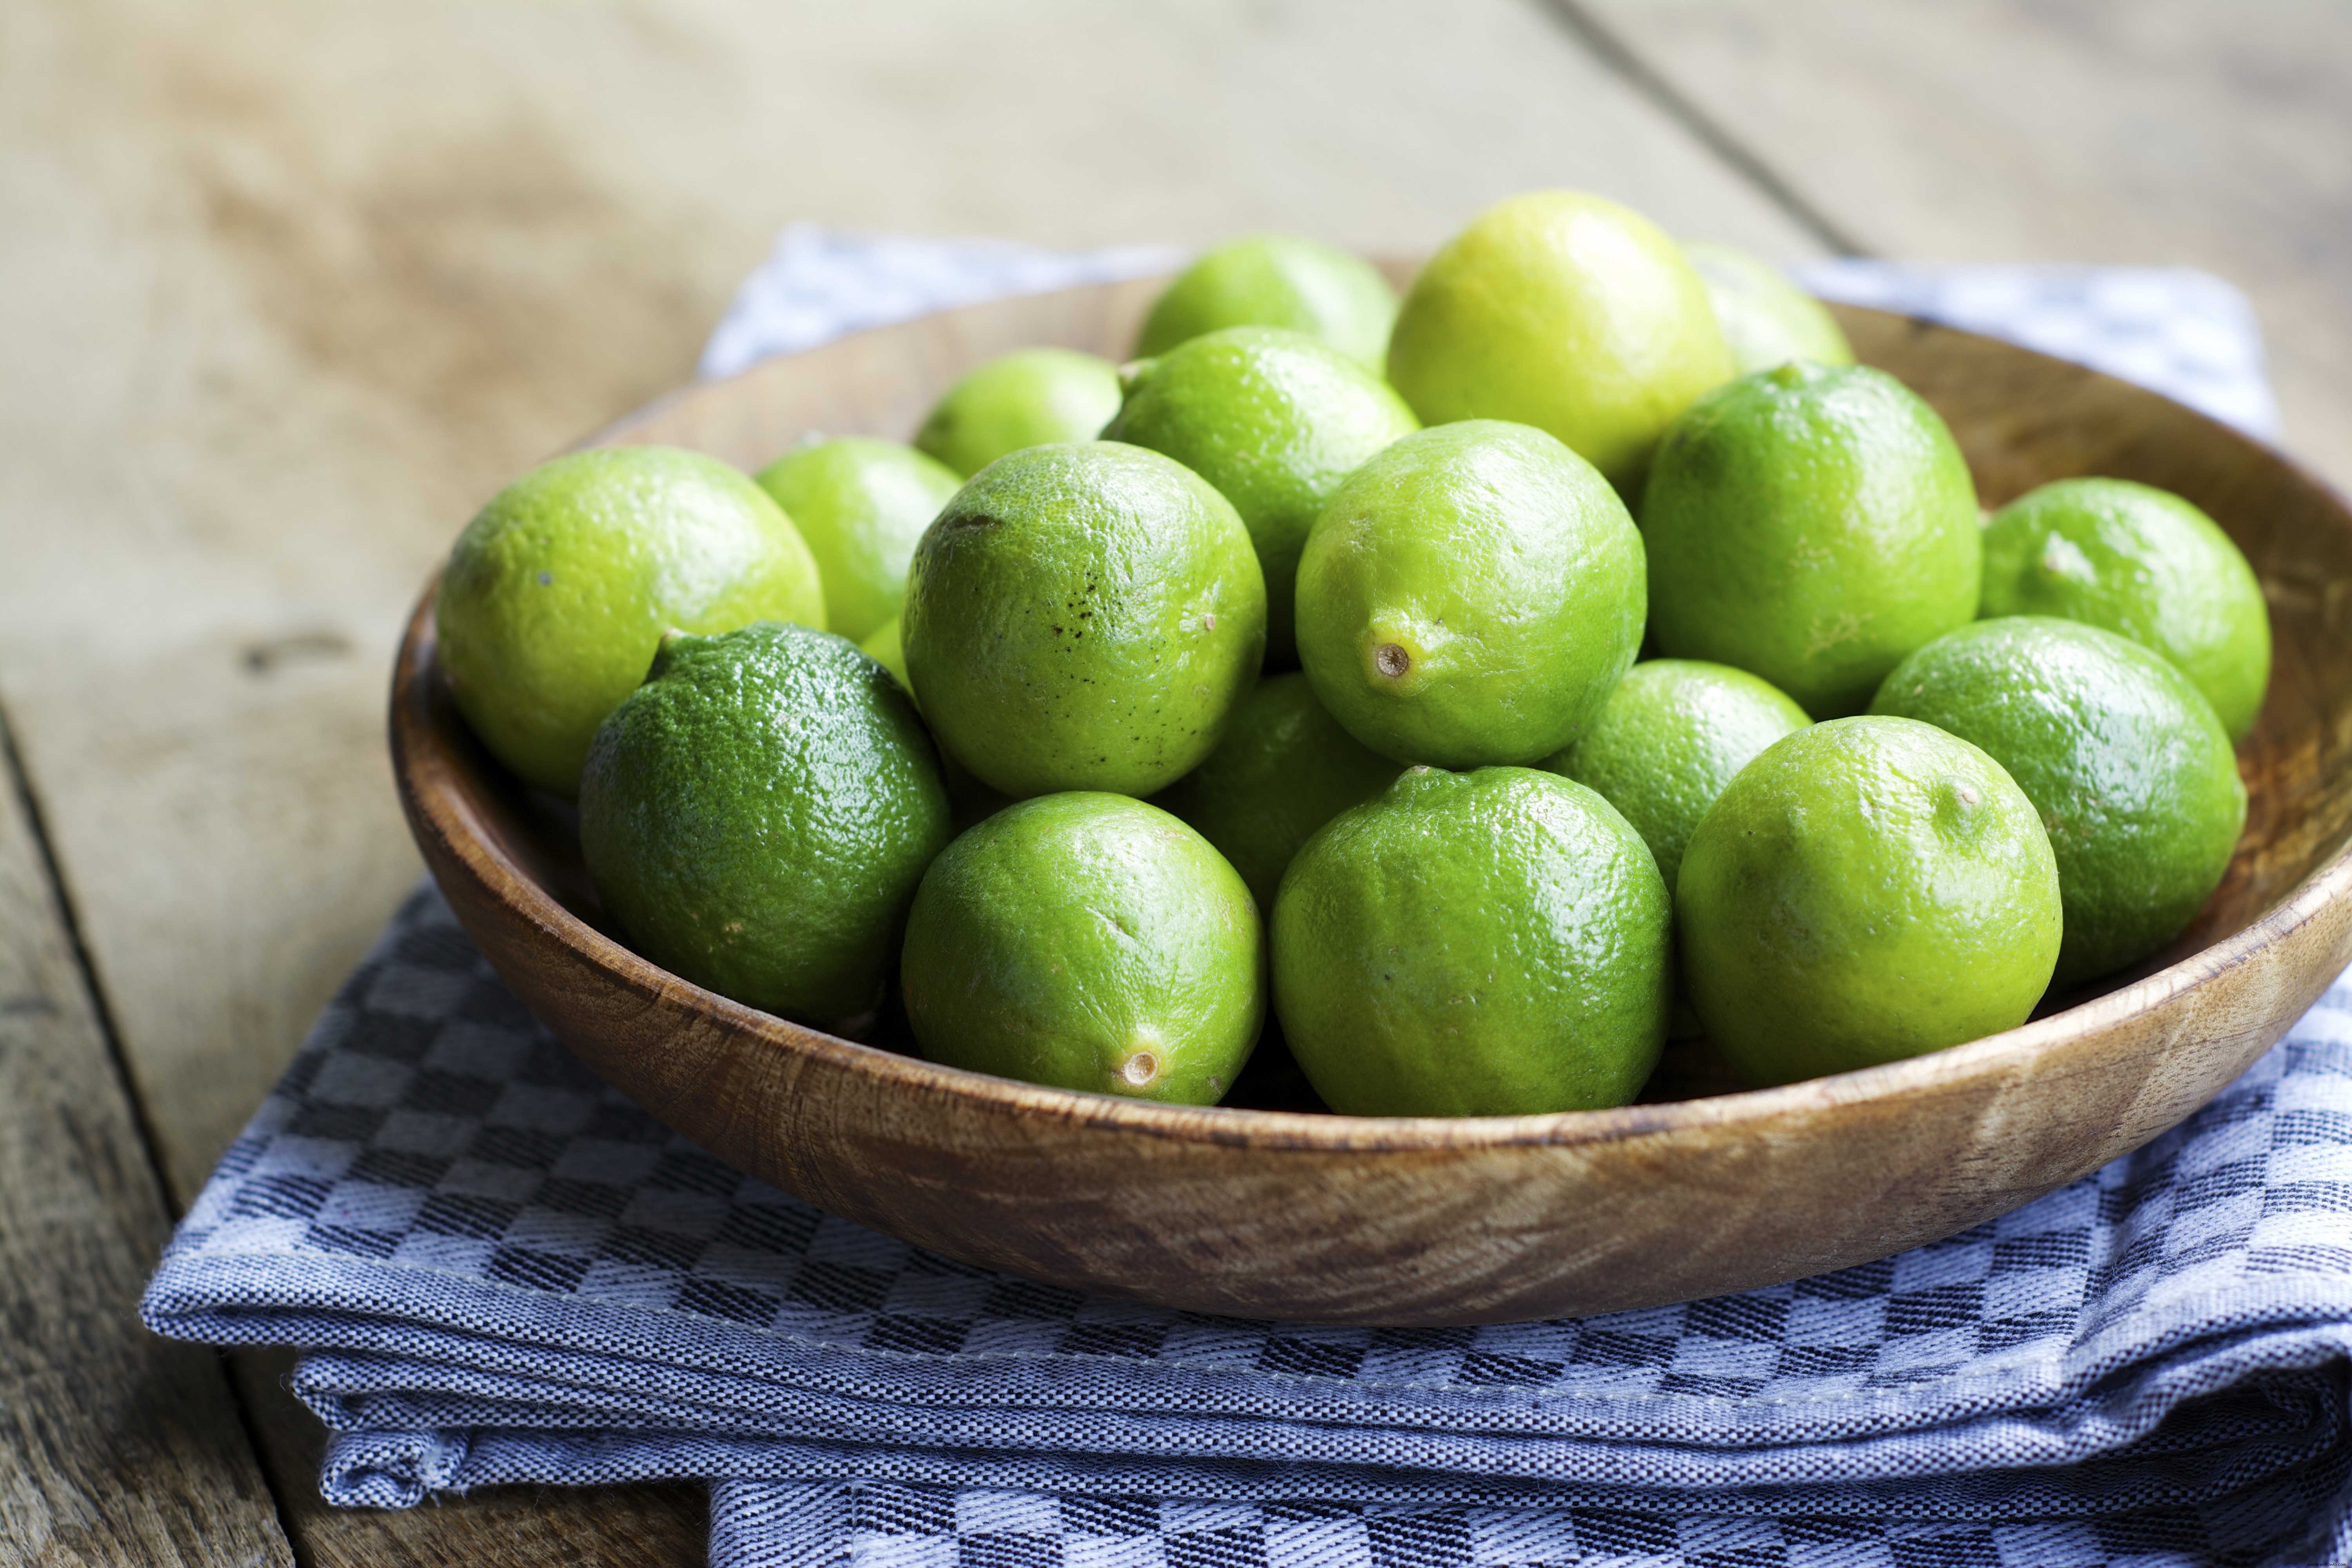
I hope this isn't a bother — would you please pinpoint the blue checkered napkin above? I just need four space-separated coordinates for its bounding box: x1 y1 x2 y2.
696 224 1187 381
143 885 2352 1567
695 228 2283 450
1792 261 2281 443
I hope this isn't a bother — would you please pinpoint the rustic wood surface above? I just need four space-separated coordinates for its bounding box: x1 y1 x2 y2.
2 0 2347 1560
0 728 292 1566
398 295 2352 1325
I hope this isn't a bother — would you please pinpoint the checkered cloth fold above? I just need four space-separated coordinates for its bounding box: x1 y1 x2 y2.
143 234 2337 1567
143 886 2352 1566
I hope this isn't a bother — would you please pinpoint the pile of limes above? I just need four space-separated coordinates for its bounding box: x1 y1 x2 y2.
436 190 2270 1116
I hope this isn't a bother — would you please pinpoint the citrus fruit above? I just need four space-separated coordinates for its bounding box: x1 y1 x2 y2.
1385 190 1733 493
1677 715 2062 1086
1681 241 1856 376
1152 671 1401 909
1136 235 1400 372
901 442 1266 798
577 621 949 1037
1642 361 1981 718
913 348 1124 478
858 613 1013 833
1272 765 1670 1116
1869 616 2245 986
1980 476 2271 742
900 792 1263 1104
436 446 825 796
857 613 912 691
1294 420 1644 767
754 436 961 644
1543 658 1811 893
1102 326 1420 667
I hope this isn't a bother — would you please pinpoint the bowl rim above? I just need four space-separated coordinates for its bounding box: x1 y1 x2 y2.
393 564 2352 1159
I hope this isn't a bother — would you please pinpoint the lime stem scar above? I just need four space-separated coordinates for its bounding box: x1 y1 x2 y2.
1375 642 1411 678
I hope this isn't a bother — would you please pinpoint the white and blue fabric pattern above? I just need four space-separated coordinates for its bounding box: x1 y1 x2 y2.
144 884 2352 1567
697 223 1185 381
1793 260 2279 442
698 225 2280 445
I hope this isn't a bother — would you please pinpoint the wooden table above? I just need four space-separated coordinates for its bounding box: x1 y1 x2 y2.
3 2 2347 1561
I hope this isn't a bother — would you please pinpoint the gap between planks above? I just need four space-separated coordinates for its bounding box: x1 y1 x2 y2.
0 704 295 1567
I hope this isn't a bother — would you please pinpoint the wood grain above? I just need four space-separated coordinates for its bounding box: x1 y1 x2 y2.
1577 0 2352 496
0 724 293 1566
396 287 2352 1326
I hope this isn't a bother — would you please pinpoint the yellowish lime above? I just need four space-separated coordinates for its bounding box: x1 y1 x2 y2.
1869 616 2245 986
1294 420 1645 767
1152 671 1401 910
902 442 1266 798
1677 716 2062 1086
437 446 824 796
1103 326 1418 668
1136 235 1399 371
1980 476 2271 743
913 348 1123 478
1272 765 1670 1116
900 792 1264 1104
1642 361 1981 717
755 436 961 644
1681 241 1855 376
1544 659 1810 893
1386 191 1733 492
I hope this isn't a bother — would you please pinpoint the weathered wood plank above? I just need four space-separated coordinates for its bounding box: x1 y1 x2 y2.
1576 0 2352 494
0 722 293 1566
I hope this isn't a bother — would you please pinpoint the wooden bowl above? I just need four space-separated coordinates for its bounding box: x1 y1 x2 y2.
390 279 2352 1325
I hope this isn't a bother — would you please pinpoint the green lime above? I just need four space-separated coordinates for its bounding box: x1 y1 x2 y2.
1294 420 1644 767
1677 715 2062 1086
858 613 912 691
913 348 1124 478
858 613 1013 833
900 792 1263 1103
1102 326 1420 667
1385 191 1733 493
1642 361 1981 718
1136 235 1399 372
1152 671 1401 909
1544 659 1811 893
436 446 825 797
1272 765 1670 1116
578 621 949 1036
902 442 1266 798
1869 616 2245 986
753 436 961 644
1681 241 1856 376
1980 476 2271 742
